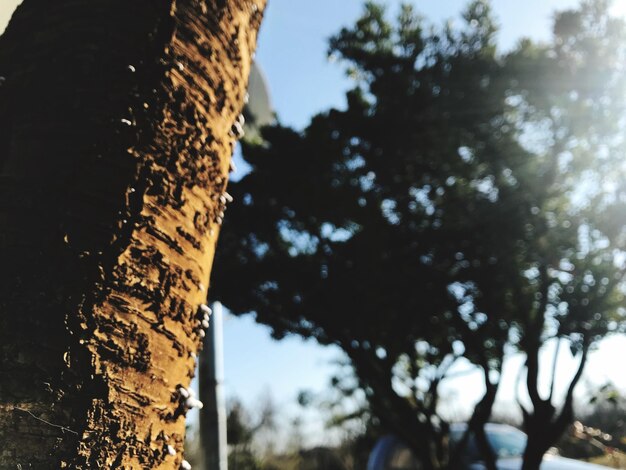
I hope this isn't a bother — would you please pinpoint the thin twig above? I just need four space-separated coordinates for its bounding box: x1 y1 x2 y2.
14 407 78 436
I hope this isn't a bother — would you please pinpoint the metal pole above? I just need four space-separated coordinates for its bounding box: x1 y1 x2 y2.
199 302 228 470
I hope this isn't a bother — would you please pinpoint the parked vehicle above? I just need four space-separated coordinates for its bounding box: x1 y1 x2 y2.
367 423 611 470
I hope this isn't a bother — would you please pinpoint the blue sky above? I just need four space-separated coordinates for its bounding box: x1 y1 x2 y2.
2 0 625 446
254 0 582 129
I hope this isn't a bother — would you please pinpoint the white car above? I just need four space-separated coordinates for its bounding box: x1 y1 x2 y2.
367 423 611 470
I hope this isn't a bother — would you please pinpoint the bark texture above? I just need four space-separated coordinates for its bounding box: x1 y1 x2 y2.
0 0 264 468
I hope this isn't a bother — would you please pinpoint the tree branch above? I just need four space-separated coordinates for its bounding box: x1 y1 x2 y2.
556 340 589 429
525 264 550 408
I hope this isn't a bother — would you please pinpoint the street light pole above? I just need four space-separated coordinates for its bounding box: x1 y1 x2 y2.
199 302 228 470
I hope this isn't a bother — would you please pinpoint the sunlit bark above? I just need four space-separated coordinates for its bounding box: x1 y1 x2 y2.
0 0 264 467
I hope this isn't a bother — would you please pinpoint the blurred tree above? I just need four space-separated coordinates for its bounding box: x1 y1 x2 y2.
227 400 261 470
297 372 385 470
504 2 626 467
212 1 626 469
226 395 297 470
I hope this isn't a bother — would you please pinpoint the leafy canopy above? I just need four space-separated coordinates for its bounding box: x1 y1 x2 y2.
212 0 626 467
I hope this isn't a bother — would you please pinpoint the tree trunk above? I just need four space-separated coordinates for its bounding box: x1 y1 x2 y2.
0 0 264 468
521 399 574 470
520 342 588 470
521 444 547 470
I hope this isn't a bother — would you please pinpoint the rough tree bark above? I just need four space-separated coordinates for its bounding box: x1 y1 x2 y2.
0 0 264 468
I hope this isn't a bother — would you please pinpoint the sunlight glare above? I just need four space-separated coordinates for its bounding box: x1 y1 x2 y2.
610 2 626 19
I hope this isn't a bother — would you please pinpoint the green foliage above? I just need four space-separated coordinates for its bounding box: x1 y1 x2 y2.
213 1 626 467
